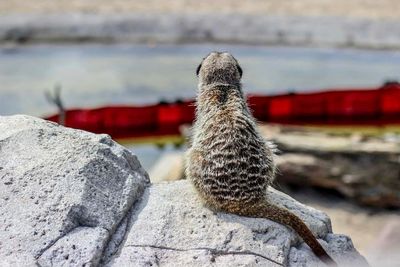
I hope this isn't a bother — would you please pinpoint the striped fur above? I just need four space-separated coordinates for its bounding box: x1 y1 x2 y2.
185 52 336 266
189 84 275 207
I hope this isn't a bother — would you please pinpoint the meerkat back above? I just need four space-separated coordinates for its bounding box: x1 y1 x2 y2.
186 52 275 210
185 52 337 266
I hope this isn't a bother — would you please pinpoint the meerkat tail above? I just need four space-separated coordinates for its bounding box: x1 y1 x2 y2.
191 52 337 266
240 203 337 266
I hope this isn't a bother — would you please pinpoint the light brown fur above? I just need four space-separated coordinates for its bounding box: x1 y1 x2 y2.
185 52 337 266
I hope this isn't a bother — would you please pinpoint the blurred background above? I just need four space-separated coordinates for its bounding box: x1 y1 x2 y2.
1 1 400 266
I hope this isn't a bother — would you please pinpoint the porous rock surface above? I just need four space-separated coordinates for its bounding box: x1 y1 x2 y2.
0 115 149 266
0 115 368 266
106 180 368 267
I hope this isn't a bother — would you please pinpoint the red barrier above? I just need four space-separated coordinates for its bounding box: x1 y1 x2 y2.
180 101 196 124
382 86 400 114
248 96 270 121
268 95 293 121
67 109 103 133
44 84 400 140
326 90 379 120
293 93 327 119
102 106 158 138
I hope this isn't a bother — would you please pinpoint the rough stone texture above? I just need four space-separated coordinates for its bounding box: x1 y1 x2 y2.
0 13 400 49
0 115 369 266
107 180 368 267
0 115 149 266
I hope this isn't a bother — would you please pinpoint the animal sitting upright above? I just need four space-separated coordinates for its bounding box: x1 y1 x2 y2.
185 51 337 266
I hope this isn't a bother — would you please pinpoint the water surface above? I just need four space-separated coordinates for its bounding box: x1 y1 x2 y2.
1 44 400 116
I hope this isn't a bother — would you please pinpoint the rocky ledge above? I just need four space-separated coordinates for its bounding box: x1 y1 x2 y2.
0 115 368 266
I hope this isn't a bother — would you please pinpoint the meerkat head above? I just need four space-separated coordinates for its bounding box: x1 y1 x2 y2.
196 52 243 87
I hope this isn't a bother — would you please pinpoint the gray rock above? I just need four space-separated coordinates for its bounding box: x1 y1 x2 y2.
106 180 368 267
0 115 149 266
0 115 368 266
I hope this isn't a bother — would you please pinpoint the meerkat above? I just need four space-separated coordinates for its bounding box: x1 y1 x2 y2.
185 52 337 266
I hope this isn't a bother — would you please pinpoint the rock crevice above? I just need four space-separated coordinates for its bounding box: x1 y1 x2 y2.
125 244 285 266
106 181 368 267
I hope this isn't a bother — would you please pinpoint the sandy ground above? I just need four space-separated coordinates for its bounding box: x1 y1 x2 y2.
290 187 400 266
1 0 400 19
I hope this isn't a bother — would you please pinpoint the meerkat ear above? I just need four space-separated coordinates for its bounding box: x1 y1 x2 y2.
196 64 202 76
237 65 243 78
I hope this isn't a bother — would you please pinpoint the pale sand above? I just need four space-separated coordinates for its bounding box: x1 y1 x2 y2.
291 188 400 266
1 0 400 19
